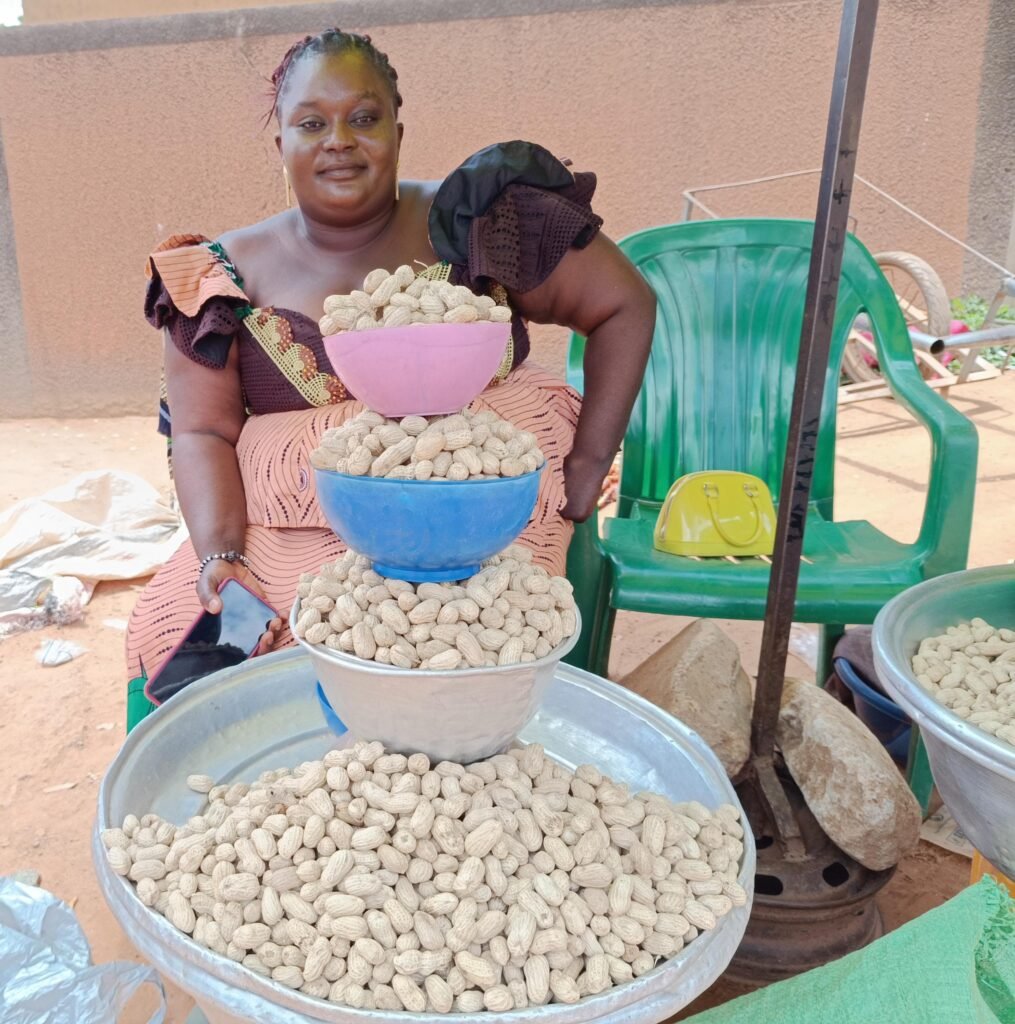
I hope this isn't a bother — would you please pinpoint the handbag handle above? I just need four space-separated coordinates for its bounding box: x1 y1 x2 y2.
703 481 763 548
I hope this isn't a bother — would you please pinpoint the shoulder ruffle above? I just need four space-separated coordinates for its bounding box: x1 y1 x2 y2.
430 141 603 293
144 234 249 369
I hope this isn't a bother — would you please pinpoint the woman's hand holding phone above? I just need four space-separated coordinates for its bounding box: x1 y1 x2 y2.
145 569 283 706
199 558 262 613
199 559 282 654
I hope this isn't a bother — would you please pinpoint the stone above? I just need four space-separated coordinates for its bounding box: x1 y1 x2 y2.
778 677 921 871
621 619 753 776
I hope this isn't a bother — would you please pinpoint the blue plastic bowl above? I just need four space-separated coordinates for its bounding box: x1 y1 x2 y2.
314 467 543 582
834 656 912 765
315 681 348 736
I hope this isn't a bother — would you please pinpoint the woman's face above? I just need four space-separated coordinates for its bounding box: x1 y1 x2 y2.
277 50 401 225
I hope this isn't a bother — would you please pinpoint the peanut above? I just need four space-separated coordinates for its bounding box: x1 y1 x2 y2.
911 618 1015 747
111 740 745 1013
296 546 577 670
321 270 513 335
187 774 215 794
312 407 543 482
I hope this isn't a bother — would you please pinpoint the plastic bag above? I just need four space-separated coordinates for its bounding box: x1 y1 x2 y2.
0 877 165 1023
0 471 184 639
0 470 182 580
0 573 92 639
35 637 88 667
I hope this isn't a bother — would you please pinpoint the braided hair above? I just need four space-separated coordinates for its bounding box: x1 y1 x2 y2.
270 29 403 121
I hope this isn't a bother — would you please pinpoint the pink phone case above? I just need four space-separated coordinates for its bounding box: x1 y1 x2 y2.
144 578 278 706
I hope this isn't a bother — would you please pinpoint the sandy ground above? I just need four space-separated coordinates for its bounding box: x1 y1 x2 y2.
1 375 1012 1022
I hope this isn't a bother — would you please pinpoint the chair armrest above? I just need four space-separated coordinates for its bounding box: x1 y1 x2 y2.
563 512 608 670
566 332 588 395
876 344 978 577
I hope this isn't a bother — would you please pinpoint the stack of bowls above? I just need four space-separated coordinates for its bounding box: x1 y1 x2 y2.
293 321 579 762
319 321 541 583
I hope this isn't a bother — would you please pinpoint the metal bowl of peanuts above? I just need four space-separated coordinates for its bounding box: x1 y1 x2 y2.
873 563 1015 878
291 550 581 764
95 648 754 1024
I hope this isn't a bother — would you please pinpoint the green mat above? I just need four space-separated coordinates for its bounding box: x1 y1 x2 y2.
687 879 1014 1024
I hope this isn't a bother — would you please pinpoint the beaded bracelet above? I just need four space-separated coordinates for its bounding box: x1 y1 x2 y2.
198 550 250 574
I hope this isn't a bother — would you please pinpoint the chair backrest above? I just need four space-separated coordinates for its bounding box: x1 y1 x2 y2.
568 218 915 515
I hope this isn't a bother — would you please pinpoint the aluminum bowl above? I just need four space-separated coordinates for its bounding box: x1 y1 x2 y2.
293 599 580 763
872 563 1015 877
95 648 754 1024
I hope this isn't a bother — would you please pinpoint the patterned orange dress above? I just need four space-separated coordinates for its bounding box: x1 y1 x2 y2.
127 142 599 715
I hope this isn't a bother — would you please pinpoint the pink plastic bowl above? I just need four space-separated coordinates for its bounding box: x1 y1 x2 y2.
322 321 512 418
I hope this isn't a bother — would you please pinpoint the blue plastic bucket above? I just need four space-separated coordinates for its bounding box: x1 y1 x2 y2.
834 656 911 764
315 681 348 736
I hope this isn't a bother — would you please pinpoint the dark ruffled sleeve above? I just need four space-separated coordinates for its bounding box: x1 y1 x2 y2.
430 141 604 293
144 233 249 370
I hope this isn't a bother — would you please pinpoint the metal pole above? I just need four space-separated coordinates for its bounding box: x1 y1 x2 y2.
750 0 880 800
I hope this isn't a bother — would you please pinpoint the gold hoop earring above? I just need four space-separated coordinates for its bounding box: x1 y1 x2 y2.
283 166 293 208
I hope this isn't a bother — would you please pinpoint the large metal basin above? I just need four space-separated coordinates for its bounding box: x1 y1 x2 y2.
873 564 1015 877
95 649 754 1024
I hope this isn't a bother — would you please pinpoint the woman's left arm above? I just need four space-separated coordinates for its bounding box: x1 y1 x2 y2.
509 233 656 522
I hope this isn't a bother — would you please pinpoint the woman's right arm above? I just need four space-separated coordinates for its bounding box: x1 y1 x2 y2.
164 333 256 613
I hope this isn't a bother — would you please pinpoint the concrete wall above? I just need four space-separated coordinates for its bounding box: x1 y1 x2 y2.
0 0 999 417
22 0 309 22
964 0 1015 298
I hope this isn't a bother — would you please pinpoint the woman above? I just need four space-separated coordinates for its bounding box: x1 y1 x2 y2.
128 29 655 727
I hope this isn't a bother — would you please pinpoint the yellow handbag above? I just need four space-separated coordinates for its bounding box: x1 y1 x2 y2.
653 471 777 557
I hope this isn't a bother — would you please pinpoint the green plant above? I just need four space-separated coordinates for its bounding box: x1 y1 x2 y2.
950 295 1014 330
949 295 1015 371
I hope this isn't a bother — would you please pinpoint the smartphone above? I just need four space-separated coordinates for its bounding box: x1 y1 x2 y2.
144 579 278 706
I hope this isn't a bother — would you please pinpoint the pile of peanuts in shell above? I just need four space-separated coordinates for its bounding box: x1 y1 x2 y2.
294 547 578 670
310 408 545 481
103 739 747 1013
319 266 513 335
912 617 1015 747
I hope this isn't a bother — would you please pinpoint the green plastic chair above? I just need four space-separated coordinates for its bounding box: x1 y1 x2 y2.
564 218 977 810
